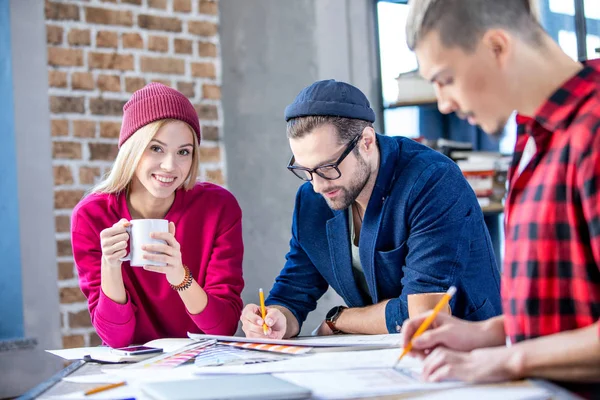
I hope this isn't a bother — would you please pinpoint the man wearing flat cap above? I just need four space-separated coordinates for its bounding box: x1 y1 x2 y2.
241 80 501 338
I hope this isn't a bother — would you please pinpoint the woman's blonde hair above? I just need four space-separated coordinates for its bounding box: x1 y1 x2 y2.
91 119 200 194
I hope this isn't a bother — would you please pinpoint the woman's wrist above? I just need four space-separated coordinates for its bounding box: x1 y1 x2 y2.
168 265 193 291
166 264 186 285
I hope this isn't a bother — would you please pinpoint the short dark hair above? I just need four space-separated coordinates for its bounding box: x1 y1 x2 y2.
286 116 372 150
406 0 543 52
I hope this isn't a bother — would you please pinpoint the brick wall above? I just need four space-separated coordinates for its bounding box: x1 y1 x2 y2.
45 0 224 348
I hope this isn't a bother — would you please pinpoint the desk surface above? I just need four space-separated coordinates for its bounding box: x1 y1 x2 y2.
24 361 583 400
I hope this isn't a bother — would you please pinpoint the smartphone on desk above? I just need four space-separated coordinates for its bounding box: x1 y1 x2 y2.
110 345 163 356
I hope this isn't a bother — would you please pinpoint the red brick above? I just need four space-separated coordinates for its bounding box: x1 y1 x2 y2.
62 335 84 349
58 262 75 280
100 121 121 138
57 239 72 257
67 28 91 46
194 104 218 120
85 7 133 26
152 79 172 87
138 15 182 32
188 21 218 36
201 125 219 141
122 0 142 4
202 84 220 99
199 146 220 163
80 166 102 185
191 62 216 78
89 143 118 161
68 310 92 328
199 0 218 15
141 56 185 75
97 74 121 92
198 41 217 57
46 1 80 21
148 0 167 9
53 142 82 160
174 0 192 12
55 215 71 233
73 120 96 138
71 72 95 91
60 287 86 303
51 119 69 136
48 47 83 67
54 190 86 209
125 77 146 93
53 165 74 186
89 52 134 70
122 33 143 49
205 169 224 185
48 70 67 88
96 31 118 48
148 35 169 52
90 98 126 116
174 38 192 54
46 25 63 45
50 96 85 114
177 82 195 98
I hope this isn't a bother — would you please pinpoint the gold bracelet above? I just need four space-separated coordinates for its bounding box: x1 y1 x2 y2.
170 265 193 292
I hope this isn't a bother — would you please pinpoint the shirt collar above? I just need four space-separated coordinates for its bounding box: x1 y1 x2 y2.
531 61 599 134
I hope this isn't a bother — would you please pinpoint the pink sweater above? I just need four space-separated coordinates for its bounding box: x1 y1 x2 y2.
71 183 244 348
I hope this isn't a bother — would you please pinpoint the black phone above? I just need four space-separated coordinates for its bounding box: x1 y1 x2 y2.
110 345 163 356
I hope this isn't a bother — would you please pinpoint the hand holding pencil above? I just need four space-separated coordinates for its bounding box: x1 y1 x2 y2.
396 286 457 365
240 290 288 340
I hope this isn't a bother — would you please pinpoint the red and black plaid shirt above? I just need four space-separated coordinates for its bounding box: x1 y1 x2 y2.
503 60 600 346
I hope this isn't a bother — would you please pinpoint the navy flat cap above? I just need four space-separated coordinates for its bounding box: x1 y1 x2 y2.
284 79 376 123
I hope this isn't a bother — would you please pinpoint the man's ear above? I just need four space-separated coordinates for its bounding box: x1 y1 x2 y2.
482 29 512 68
361 127 377 151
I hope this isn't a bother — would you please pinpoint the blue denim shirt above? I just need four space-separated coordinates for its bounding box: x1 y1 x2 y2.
266 134 502 332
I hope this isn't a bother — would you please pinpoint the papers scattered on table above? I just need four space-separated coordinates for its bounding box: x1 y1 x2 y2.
45 346 145 363
194 344 289 367
122 339 216 369
194 348 417 375
188 332 402 348
273 368 464 399
46 337 197 363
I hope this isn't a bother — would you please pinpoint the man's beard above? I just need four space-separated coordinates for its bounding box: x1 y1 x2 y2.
322 154 371 211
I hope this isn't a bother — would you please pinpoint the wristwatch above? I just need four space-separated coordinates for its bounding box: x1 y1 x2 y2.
325 305 347 334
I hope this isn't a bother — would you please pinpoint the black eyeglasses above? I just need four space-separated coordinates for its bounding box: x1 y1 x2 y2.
287 134 361 181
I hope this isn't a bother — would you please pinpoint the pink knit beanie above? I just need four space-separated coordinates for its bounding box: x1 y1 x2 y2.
119 82 201 147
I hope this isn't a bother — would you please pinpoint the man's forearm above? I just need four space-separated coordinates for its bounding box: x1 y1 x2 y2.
334 301 390 334
509 322 600 382
271 305 300 338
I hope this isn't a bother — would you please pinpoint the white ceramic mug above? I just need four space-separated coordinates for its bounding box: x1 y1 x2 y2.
120 219 169 267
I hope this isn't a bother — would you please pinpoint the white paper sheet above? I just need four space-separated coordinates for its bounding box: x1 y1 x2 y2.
46 347 127 362
102 364 203 382
62 374 125 384
193 348 418 375
46 338 195 362
411 386 552 400
273 369 464 399
188 332 402 348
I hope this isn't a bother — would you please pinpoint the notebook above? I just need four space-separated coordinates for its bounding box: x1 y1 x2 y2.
140 374 311 400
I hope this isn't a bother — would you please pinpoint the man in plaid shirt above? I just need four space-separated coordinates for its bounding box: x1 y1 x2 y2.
401 0 600 395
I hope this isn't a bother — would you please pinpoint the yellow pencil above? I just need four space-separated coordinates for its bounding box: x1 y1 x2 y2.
259 288 268 335
84 381 126 396
396 286 457 365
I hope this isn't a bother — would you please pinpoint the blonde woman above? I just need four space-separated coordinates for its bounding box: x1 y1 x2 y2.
71 83 244 348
